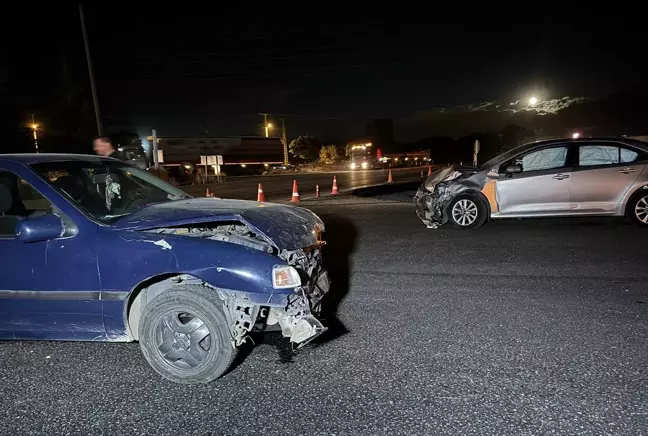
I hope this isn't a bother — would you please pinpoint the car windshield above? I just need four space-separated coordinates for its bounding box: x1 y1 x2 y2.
31 159 191 223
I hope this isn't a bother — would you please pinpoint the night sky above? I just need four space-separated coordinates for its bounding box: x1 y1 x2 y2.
2 7 647 152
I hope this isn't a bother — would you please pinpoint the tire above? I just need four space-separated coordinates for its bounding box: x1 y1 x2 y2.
626 190 648 228
138 285 235 384
448 194 488 230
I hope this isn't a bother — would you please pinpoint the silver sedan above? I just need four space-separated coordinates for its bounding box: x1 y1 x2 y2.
415 137 648 229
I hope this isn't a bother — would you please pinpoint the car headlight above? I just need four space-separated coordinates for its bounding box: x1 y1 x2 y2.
361 162 368 169
350 162 357 169
272 265 302 289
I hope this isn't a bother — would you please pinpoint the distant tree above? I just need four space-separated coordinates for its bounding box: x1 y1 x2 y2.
319 145 339 164
345 142 354 157
289 135 321 161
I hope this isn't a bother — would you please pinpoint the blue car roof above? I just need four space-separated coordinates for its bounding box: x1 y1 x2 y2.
0 154 113 164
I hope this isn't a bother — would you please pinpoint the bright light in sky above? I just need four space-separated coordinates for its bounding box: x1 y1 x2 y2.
572 132 580 139
529 96 538 106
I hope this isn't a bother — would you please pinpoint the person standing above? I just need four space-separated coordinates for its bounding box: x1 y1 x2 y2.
92 136 127 160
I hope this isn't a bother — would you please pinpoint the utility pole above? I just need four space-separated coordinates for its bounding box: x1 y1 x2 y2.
259 113 271 137
79 4 103 135
152 129 159 169
30 114 39 153
281 117 289 165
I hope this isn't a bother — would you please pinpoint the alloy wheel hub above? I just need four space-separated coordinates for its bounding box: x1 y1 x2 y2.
636 196 648 224
452 199 478 226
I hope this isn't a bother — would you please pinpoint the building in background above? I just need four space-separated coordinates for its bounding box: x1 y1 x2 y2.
149 136 284 176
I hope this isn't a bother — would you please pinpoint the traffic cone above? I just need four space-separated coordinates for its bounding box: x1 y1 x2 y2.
205 188 211 197
257 183 266 202
290 180 300 203
387 169 393 183
331 176 339 195
316 185 320 198
427 165 432 176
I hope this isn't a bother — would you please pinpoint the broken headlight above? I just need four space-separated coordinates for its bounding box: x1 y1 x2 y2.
272 265 302 289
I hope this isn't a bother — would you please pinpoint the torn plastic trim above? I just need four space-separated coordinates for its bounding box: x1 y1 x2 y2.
214 273 329 346
415 167 491 229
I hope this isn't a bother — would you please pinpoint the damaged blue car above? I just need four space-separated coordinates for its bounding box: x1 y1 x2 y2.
0 154 329 383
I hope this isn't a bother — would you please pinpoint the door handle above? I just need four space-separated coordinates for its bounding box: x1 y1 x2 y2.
552 174 570 180
618 168 637 174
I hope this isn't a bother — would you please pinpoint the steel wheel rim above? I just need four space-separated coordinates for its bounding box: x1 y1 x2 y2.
155 311 212 370
452 199 478 226
636 196 648 224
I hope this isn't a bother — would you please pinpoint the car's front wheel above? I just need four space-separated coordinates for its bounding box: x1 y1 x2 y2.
628 190 648 227
138 286 234 384
448 194 488 229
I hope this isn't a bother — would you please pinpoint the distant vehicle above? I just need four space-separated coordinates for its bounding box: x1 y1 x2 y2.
415 137 648 229
0 154 329 383
348 142 377 170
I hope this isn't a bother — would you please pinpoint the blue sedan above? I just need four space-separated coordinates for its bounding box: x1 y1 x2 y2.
0 154 329 383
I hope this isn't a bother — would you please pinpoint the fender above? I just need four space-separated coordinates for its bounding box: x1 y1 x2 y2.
97 228 286 295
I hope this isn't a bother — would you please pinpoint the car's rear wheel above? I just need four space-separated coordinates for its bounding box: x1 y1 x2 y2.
627 191 648 227
139 286 234 384
448 194 488 229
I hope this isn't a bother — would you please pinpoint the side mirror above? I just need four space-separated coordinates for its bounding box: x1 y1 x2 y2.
16 214 64 243
505 164 522 174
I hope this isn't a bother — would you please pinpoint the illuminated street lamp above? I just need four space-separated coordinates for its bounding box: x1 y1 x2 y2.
265 122 273 138
30 114 39 153
572 132 580 139
529 96 538 106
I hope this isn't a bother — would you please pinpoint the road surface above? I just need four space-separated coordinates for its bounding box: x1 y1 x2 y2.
1 194 647 435
181 166 427 200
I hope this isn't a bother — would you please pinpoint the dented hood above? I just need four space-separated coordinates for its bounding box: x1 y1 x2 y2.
111 198 324 249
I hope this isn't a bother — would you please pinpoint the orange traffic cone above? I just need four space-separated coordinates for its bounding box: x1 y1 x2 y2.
427 165 432 176
290 180 300 203
257 183 266 202
387 169 393 183
205 188 211 197
316 185 320 198
331 176 339 195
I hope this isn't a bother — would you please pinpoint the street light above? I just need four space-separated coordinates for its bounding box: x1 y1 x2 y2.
30 114 39 153
264 122 273 138
529 96 538 106
572 132 580 139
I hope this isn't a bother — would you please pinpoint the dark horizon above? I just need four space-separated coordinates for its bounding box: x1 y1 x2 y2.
2 8 648 152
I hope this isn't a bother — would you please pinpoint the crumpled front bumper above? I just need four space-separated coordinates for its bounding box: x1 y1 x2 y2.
414 184 454 229
269 269 330 346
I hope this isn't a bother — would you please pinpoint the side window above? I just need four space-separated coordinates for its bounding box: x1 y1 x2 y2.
18 179 52 213
621 148 639 163
579 145 619 166
0 171 53 237
519 147 568 172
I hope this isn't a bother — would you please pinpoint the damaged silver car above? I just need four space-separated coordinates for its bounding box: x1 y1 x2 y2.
415 137 648 229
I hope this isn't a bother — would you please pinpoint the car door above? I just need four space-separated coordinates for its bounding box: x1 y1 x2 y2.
495 144 573 215
0 165 103 340
570 143 647 214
